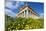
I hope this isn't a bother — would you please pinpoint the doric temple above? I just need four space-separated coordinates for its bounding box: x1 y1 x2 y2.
16 3 39 18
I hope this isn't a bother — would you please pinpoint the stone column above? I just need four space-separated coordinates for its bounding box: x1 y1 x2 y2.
21 12 23 17
27 10 28 18
24 10 25 17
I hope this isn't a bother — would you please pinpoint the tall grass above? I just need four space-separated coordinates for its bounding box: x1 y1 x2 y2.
5 16 44 31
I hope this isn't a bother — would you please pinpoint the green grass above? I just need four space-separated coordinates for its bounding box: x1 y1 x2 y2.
5 17 44 31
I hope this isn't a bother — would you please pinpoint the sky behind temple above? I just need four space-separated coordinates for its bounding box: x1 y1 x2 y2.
5 1 44 17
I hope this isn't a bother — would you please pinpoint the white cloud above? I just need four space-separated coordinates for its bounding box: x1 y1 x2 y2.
5 9 16 17
15 1 20 9
5 2 17 9
5 1 20 9
5 1 20 17
40 13 44 16
40 13 44 18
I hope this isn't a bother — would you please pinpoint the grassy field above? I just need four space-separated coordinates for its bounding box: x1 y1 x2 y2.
5 15 44 31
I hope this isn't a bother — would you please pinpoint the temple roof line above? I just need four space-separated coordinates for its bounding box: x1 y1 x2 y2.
16 6 39 17
16 3 40 17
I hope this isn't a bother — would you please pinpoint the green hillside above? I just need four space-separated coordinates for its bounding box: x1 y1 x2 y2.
5 15 44 31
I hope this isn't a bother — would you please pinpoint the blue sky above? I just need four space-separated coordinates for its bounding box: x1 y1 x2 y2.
5 1 44 17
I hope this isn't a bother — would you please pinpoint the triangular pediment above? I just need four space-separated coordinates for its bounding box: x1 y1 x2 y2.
20 6 32 11
16 5 39 18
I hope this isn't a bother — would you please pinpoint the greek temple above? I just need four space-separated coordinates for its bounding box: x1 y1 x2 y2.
16 3 39 18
